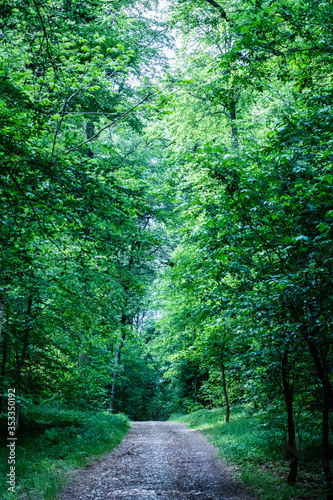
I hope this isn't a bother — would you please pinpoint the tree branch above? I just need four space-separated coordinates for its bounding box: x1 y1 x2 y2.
205 0 228 20
64 93 151 155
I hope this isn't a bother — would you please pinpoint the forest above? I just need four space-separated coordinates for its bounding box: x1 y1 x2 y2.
0 0 332 498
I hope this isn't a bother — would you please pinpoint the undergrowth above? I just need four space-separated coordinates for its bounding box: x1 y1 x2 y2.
172 406 324 500
0 404 130 500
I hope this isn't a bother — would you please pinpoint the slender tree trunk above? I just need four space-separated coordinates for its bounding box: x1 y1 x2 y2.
281 350 298 485
221 356 230 423
290 312 333 488
299 324 333 488
322 398 333 490
194 365 198 403
15 296 32 433
230 101 238 150
109 342 122 413
109 314 127 414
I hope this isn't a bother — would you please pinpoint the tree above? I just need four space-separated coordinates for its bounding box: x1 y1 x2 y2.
0 0 170 423
149 0 333 491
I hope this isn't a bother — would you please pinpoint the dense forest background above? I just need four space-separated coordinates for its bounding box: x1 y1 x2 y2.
1 0 333 497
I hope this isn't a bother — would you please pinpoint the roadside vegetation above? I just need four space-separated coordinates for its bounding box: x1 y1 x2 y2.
173 407 323 500
0 405 129 500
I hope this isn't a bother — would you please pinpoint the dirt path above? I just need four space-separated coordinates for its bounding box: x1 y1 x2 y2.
58 421 254 500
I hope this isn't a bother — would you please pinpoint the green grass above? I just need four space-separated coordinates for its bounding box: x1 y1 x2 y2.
0 404 130 500
172 406 323 500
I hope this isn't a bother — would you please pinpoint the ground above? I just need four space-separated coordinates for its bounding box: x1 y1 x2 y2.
58 421 254 500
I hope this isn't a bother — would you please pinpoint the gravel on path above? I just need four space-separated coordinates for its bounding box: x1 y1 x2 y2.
58 421 254 500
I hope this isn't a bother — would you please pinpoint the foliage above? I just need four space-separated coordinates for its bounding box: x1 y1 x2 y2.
172 407 323 500
0 0 170 421
0 404 129 500
1 0 333 497
145 0 333 492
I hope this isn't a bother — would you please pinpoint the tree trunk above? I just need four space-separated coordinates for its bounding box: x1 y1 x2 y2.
15 296 32 433
109 342 122 413
194 365 198 403
230 104 238 150
281 350 298 485
205 0 228 20
290 312 333 487
322 397 333 495
299 324 333 487
221 357 230 423
109 314 127 414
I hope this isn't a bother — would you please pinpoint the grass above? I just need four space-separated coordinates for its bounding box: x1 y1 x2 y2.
0 404 130 500
172 406 324 500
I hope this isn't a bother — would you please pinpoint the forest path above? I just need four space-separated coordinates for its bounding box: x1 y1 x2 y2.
58 421 254 500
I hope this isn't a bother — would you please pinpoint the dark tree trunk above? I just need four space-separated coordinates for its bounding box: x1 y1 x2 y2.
109 342 123 413
230 104 238 150
204 0 228 20
300 326 333 488
15 296 32 432
291 313 333 488
281 350 298 485
221 357 230 423
322 398 333 495
109 314 127 414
